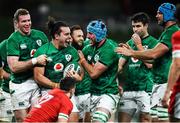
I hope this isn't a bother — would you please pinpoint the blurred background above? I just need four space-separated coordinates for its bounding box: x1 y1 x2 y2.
0 0 179 42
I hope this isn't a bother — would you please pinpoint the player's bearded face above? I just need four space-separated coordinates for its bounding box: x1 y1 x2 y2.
72 30 84 46
17 14 31 35
59 27 71 47
156 11 164 26
87 32 96 43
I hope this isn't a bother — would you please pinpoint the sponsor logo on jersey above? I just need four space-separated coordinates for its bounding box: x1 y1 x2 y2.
94 54 99 62
54 63 64 72
30 49 37 57
131 57 139 63
20 44 27 49
87 55 92 61
143 45 148 50
36 39 42 46
65 54 72 62
47 57 53 62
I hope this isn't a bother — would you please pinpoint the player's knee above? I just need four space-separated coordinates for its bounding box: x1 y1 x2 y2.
92 111 110 123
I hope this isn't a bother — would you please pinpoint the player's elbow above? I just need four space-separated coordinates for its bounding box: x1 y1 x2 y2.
9 65 19 73
150 53 159 60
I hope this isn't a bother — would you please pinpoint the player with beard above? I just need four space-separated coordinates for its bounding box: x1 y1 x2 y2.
116 3 179 122
162 4 180 122
33 17 83 122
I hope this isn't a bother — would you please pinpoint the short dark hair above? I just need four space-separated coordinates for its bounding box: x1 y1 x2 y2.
60 77 76 91
70 25 82 35
130 12 150 25
13 8 29 22
47 16 68 39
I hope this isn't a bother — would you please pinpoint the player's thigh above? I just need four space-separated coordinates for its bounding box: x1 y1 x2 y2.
9 78 40 110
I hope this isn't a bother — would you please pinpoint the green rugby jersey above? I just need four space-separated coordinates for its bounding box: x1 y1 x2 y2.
122 35 158 92
34 42 79 85
7 29 48 83
84 38 91 47
83 38 119 95
75 39 118 96
153 24 179 84
0 39 11 92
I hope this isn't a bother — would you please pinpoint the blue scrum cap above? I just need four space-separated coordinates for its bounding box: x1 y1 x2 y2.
158 3 176 22
87 20 107 42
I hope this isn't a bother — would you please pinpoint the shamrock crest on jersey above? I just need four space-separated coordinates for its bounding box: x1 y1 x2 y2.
36 39 42 46
65 54 72 62
54 63 64 72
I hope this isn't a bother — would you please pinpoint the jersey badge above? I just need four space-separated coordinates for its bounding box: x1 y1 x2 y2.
94 54 99 62
54 63 64 72
143 45 148 50
36 39 42 46
65 54 72 62
87 55 92 61
131 57 139 63
20 44 27 50
30 49 37 57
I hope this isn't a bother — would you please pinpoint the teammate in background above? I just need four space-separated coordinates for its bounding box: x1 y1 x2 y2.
0 39 14 122
0 21 18 122
0 57 4 101
7 8 48 122
78 20 120 122
24 77 77 122
118 12 158 122
162 4 180 122
116 3 179 122
70 25 84 50
70 25 91 122
33 17 83 122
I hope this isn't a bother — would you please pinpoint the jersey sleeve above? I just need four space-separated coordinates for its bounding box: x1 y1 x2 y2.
58 97 73 120
159 30 174 50
98 47 116 67
121 40 132 60
172 31 180 58
7 37 20 56
40 31 49 44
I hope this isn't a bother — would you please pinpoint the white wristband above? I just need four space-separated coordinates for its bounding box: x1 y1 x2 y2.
32 58 37 65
